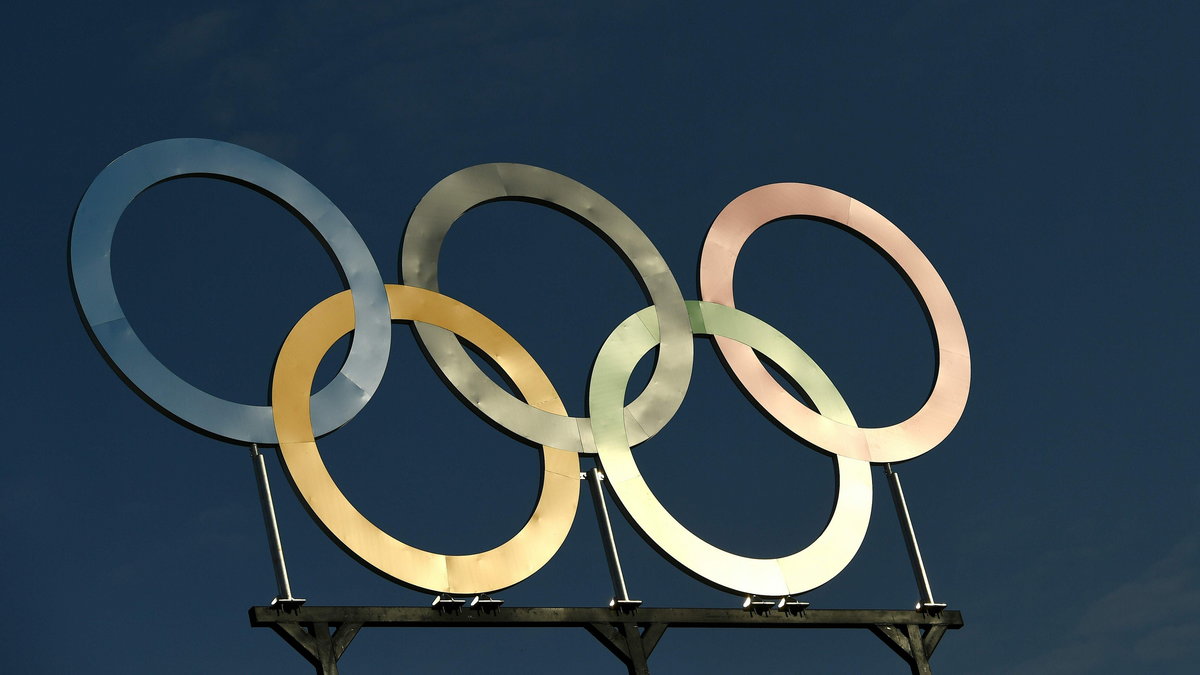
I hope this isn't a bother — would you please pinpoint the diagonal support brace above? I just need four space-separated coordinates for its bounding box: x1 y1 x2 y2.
265 620 362 675
584 621 668 675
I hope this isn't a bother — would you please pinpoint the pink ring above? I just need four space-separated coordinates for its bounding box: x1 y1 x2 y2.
699 183 970 463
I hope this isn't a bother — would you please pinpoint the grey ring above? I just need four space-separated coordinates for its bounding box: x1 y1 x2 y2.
70 138 391 444
401 163 693 453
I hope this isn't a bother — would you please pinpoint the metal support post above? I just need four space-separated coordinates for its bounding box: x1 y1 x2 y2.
586 466 648 673
884 464 944 613
251 444 304 607
585 467 640 608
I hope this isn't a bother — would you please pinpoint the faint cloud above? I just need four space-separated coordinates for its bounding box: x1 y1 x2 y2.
1008 534 1200 673
1135 622 1200 662
1008 641 1107 675
1078 534 1200 634
150 8 244 67
134 2 654 150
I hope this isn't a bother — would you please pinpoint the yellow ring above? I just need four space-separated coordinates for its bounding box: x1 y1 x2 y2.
272 285 579 594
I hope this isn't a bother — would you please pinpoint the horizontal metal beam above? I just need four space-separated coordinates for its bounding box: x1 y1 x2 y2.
251 605 963 674
250 605 962 630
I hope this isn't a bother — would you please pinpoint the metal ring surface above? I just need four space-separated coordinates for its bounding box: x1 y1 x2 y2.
73 139 970 597
591 301 872 597
698 183 970 463
273 285 580 594
69 138 391 444
401 163 693 454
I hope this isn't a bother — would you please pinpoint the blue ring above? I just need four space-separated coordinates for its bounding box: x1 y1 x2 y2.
70 138 390 444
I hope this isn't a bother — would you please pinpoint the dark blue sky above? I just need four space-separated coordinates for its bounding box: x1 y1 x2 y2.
4 2 1197 673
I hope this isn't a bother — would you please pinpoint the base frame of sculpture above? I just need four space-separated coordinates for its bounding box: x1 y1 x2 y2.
249 604 963 675
248 462 961 675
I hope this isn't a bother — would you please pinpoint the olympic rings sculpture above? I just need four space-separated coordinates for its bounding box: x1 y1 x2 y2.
71 139 970 597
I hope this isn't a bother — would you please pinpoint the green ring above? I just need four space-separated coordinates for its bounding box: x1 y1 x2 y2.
590 301 873 596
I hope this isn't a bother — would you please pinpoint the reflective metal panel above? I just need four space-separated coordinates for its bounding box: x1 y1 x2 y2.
69 138 391 444
271 285 579 594
401 163 693 453
699 183 970 463
591 301 872 597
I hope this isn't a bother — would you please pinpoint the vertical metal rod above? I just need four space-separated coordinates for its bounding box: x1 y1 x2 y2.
251 444 296 602
885 463 937 606
586 467 631 601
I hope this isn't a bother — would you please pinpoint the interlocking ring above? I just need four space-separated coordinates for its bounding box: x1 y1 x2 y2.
401 163 693 454
700 183 970 463
72 139 971 596
69 139 391 444
272 286 579 593
590 301 871 596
